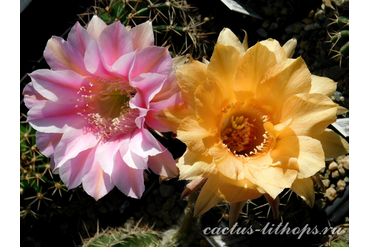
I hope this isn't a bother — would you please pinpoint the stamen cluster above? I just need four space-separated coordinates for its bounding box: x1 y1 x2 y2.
76 79 139 141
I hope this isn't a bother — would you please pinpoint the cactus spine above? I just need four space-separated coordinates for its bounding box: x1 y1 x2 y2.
81 220 161 247
79 0 211 59
20 114 68 218
327 8 349 67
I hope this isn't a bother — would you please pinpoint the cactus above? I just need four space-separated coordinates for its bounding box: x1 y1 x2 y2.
20 114 70 218
326 7 349 67
81 220 161 247
79 0 211 59
329 241 349 247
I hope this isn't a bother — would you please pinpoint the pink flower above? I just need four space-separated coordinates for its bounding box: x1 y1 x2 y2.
23 16 180 200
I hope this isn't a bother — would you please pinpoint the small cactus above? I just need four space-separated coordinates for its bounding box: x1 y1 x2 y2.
81 220 161 247
326 6 349 67
79 0 211 59
20 114 69 218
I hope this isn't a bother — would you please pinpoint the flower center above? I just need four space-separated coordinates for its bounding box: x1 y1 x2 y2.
76 79 139 140
95 81 136 119
220 102 272 157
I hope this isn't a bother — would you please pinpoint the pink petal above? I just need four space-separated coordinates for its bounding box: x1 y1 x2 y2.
122 150 148 170
150 73 181 102
54 126 100 168
96 135 129 175
129 72 167 109
50 155 57 171
58 147 94 189
129 21 154 51
129 128 164 157
145 91 183 132
82 157 115 200
111 51 136 81
112 152 145 199
26 101 83 133
86 15 107 40
35 131 62 157
98 21 133 66
29 69 88 104
67 21 92 57
43 36 89 75
58 145 115 200
130 46 172 79
23 82 47 109
84 40 113 77
126 102 148 129
148 148 178 178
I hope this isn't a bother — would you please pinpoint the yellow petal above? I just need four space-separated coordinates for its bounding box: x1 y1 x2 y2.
260 38 287 62
177 116 217 156
207 44 241 103
290 178 315 207
209 142 245 180
179 178 207 201
229 200 247 228
282 38 297 58
176 58 207 108
263 118 292 146
310 75 337 97
279 93 338 138
313 129 349 158
256 57 312 118
172 54 190 71
264 193 280 220
216 28 246 54
262 122 278 150
272 136 325 179
177 149 216 180
202 57 210 65
156 102 194 132
194 175 223 217
247 177 283 199
241 152 295 198
248 163 298 198
234 42 277 101
337 106 348 115
241 30 248 51
242 133 324 197
194 80 224 127
218 173 262 203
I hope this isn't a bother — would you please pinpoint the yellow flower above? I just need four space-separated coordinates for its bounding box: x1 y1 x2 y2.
158 28 349 224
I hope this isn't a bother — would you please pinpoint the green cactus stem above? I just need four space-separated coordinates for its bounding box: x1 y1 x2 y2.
20 115 70 217
326 7 349 67
337 16 349 28
328 15 349 29
82 225 161 247
330 41 349 67
339 42 349 57
330 30 349 43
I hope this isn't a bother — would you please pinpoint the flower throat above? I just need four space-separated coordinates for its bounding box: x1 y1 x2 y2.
220 103 272 157
76 79 139 140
